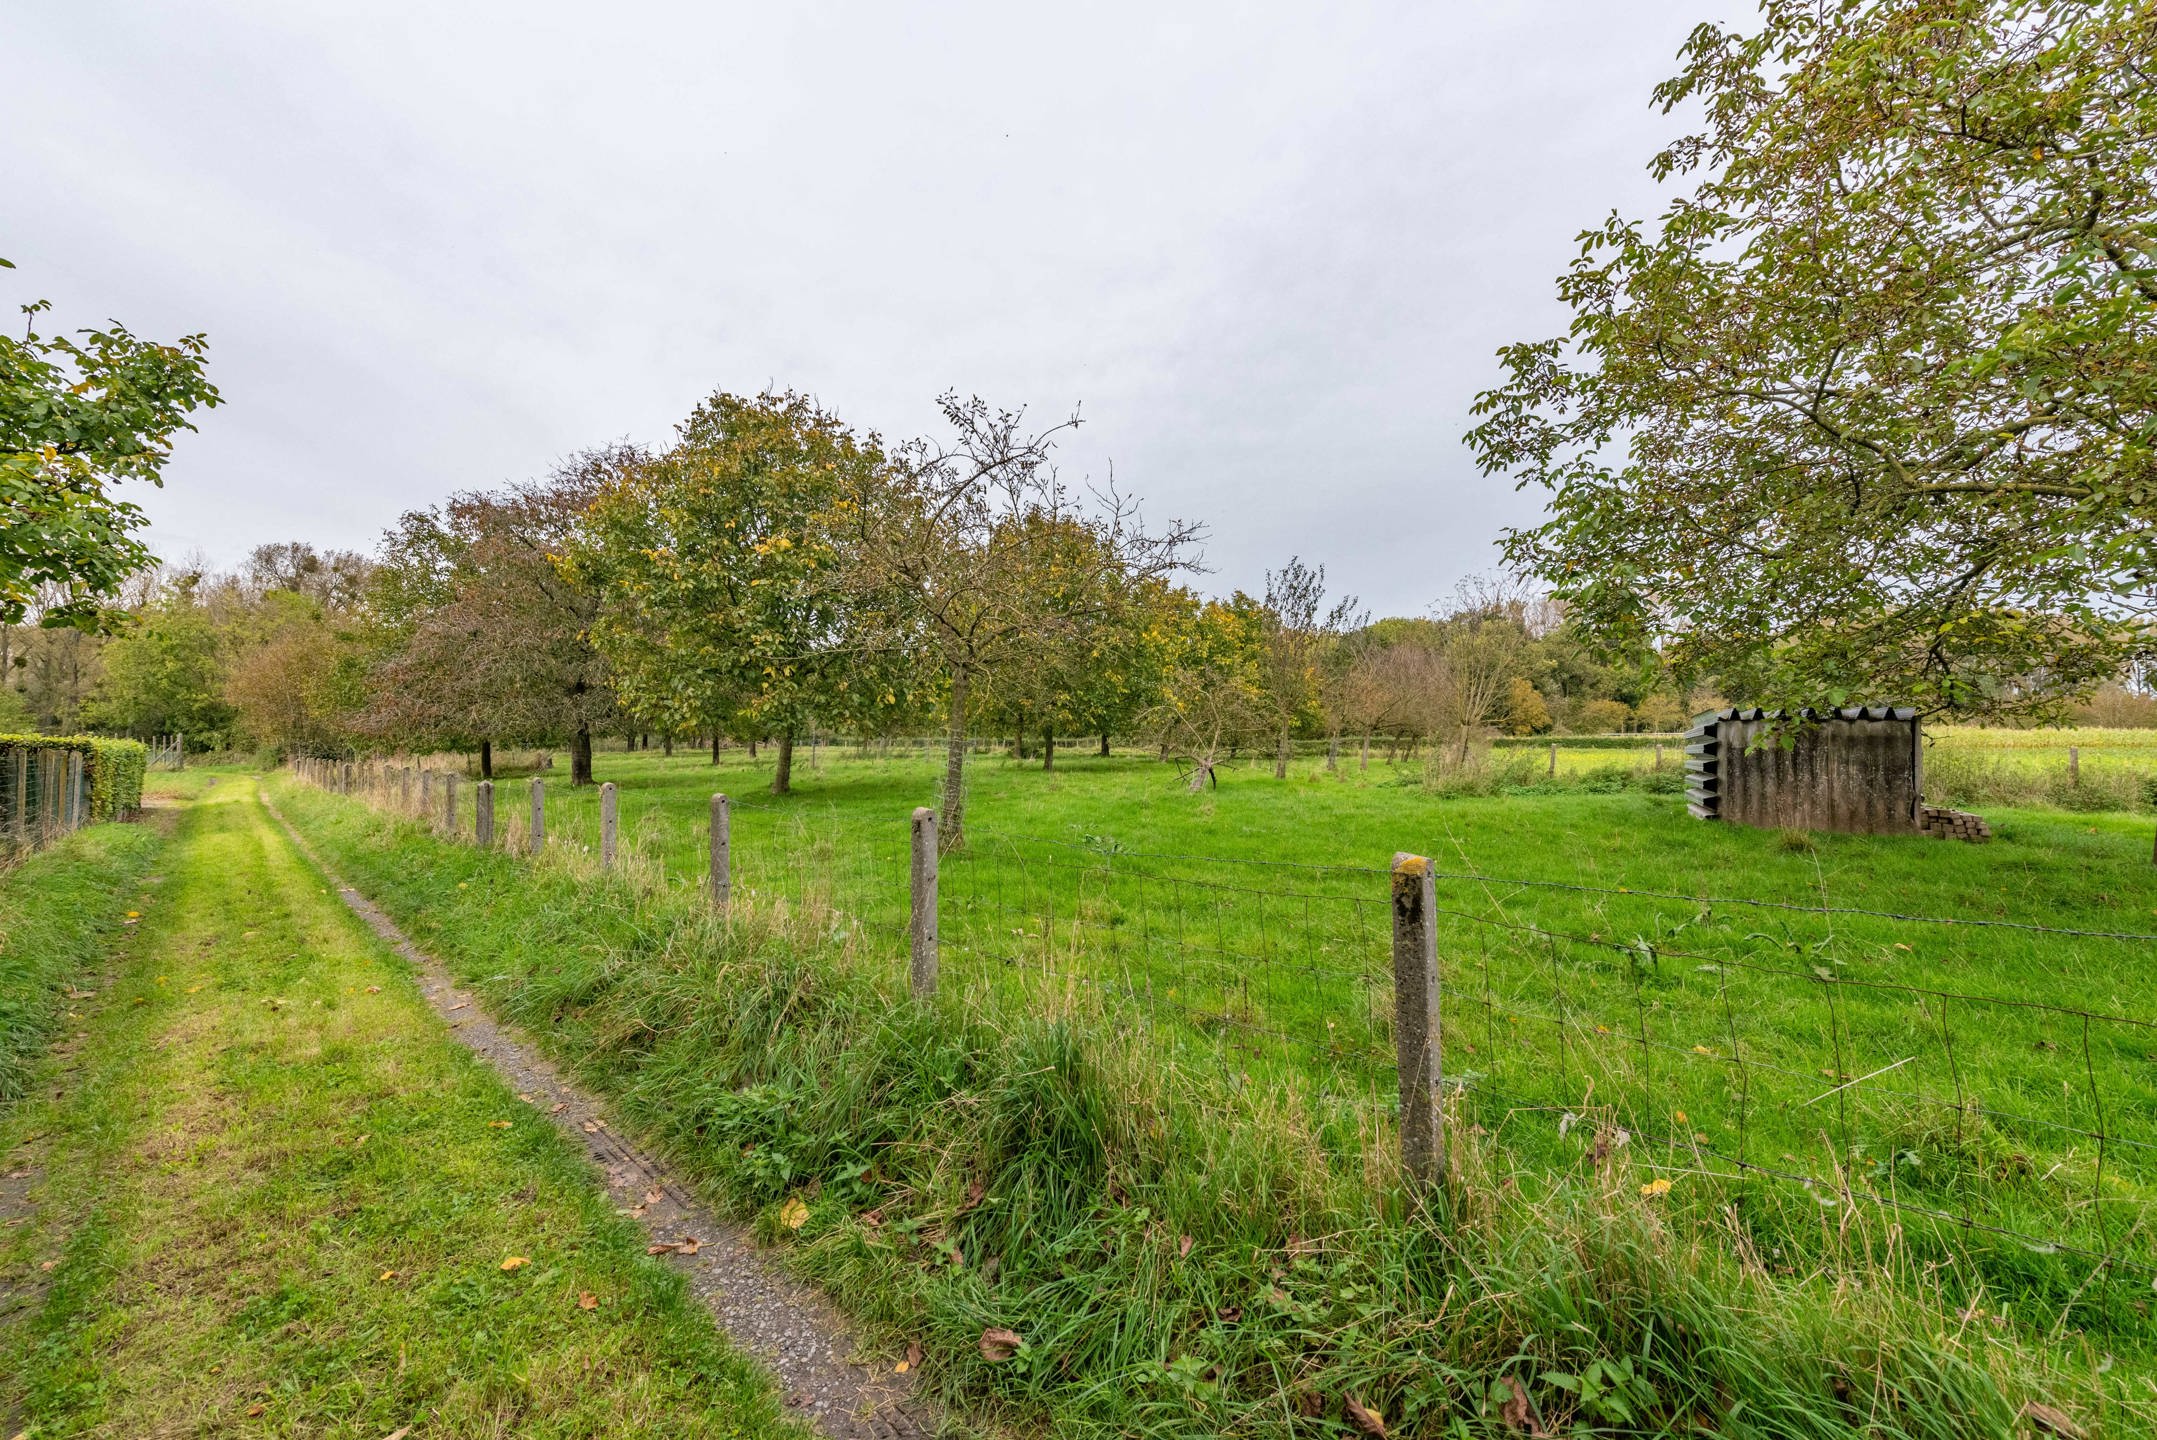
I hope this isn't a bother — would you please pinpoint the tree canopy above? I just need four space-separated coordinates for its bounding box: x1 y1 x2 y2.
0 261 221 627
1468 0 2157 718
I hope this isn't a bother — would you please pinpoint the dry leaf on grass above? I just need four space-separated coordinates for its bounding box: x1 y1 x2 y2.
644 1186 664 1206
488 1120 511 1130
500 1256 530 1272
1177 1234 1193 1259
955 1177 986 1214
2021 1402 2085 1439
549 1103 566 1115
245 1403 265 1417
1344 1395 1387 1437
378 1269 397 1281
577 1291 599 1311
779 1196 810 1230
1500 1376 1552 1437
382 1429 412 1440
978 1327 1023 1362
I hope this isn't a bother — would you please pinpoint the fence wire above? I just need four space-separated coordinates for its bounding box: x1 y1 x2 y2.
296 759 2157 1310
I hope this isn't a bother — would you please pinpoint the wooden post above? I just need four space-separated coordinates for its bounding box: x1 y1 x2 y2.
2070 745 2081 785
476 780 494 846
1391 852 1443 1192
600 781 618 867
709 793 730 908
909 806 938 998
530 778 546 849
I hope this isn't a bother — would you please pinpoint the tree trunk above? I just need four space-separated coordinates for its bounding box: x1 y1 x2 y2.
940 668 971 851
479 738 493 780
1274 728 1290 780
772 732 795 796
1042 729 1055 771
1326 734 1338 772
711 733 721 764
571 725 594 785
662 734 673 758
1361 734 1371 771
748 737 758 759
1099 732 1110 757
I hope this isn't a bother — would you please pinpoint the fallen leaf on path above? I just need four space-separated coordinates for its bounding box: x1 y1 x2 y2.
446 1001 469 1012
644 1186 663 1206
905 1340 923 1371
779 1196 809 1230
39 1260 56 1272
1345 1395 1387 1436
500 1256 530 1272
517 1092 532 1102
578 1291 598 1311
978 1327 1022 1362
677 1236 701 1255
550 1103 566 1115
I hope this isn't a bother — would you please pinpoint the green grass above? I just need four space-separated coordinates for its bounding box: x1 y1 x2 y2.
0 778 796 1439
283 753 2157 1437
0 809 168 1108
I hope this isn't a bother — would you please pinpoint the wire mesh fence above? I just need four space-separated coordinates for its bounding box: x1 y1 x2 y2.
292 756 2157 1312
2 742 92 858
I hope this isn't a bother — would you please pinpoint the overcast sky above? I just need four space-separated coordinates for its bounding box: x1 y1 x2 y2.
4 1 1746 619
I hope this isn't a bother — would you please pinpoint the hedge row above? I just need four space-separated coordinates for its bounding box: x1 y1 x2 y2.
1490 732 1686 750
0 735 148 820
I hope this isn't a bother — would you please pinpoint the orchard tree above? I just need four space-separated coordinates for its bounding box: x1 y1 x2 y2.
1255 558 1365 778
844 395 1198 848
1142 593 1269 790
1468 0 2157 718
567 392 897 796
0 260 221 627
369 451 623 782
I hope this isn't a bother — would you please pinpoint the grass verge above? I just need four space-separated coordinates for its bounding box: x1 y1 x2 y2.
0 779 795 1439
0 809 167 1109
271 772 2151 1439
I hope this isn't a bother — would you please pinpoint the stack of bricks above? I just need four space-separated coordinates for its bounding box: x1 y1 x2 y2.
1920 804 1992 842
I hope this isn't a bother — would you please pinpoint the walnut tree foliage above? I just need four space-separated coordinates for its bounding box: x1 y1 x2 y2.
1467 0 2157 718
0 261 221 628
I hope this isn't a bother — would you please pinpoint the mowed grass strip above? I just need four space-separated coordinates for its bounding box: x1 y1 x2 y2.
0 780 796 1439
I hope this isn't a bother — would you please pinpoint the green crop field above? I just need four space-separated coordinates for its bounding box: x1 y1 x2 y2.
346 742 2157 1361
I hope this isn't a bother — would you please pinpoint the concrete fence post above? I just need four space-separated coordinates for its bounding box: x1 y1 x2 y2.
530 778 545 850
2070 745 2081 786
600 781 618 867
476 780 494 846
1548 743 1558 778
66 751 84 831
421 772 434 819
709 794 730 908
1391 852 1443 1193
910 807 938 998
10 748 25 844
343 762 354 795
442 773 457 833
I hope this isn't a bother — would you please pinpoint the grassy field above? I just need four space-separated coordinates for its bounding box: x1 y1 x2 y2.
329 746 2157 1402
0 778 794 1438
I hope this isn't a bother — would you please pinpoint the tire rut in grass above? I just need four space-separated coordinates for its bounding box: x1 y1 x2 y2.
262 786 936 1440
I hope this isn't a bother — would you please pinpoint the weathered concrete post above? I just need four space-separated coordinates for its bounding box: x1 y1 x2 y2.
1391 852 1443 1193
342 762 354 794
66 751 85 831
709 793 730 908
909 807 938 997
600 781 618 868
2070 746 2081 786
530 778 545 850
1548 744 1558 778
421 771 434 818
442 773 458 833
176 733 185 771
476 780 494 847
399 767 412 813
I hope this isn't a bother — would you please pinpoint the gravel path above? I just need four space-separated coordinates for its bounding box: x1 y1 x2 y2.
265 790 941 1440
